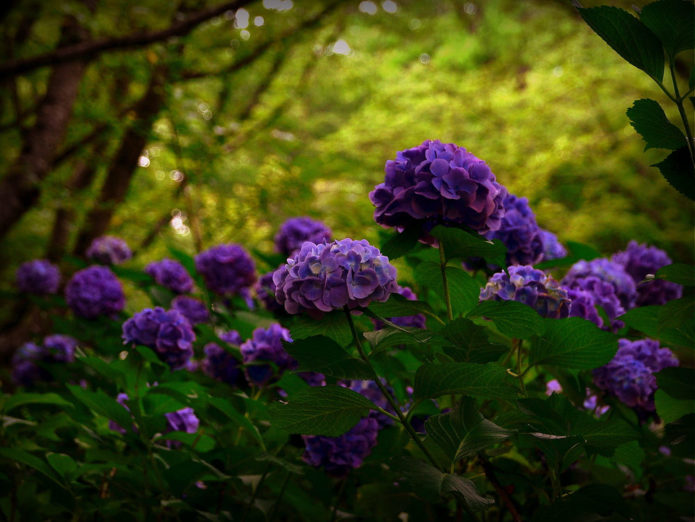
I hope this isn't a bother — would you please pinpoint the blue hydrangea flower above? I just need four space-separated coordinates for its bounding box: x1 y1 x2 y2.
274 217 332 257
16 259 61 295
171 295 209 325
566 276 624 332
539 229 567 261
369 140 507 241
203 330 243 386
65 266 125 319
562 258 637 310
273 238 399 315
485 194 544 266
86 236 132 265
145 259 194 294
195 244 257 296
240 324 295 386
612 241 683 307
122 307 195 369
480 265 570 318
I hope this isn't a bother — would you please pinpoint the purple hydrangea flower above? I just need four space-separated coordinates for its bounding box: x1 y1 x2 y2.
122 307 195 369
545 379 562 396
480 265 570 318
369 140 507 241
539 229 567 261
256 270 283 313
145 259 194 294
203 330 243 386
195 244 257 297
345 379 395 429
612 241 683 307
298 372 326 387
485 194 544 266
273 238 399 315
65 266 125 319
240 324 295 386
165 407 200 434
583 390 610 417
302 416 380 477
16 259 61 295
566 276 625 332
86 236 132 265
614 338 678 373
562 259 637 310
274 217 332 257
43 335 77 363
11 334 78 386
171 295 209 325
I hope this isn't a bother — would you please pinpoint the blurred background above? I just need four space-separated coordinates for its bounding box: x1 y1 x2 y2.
1 0 693 286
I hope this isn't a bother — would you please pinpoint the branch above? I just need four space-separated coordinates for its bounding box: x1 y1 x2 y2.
0 0 253 79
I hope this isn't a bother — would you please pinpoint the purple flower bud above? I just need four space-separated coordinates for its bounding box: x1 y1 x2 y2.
86 236 132 265
145 259 194 294
171 295 209 325
16 259 61 295
274 217 332 257
273 238 399 315
255 270 283 313
65 266 125 319
485 194 544 266
195 244 257 296
203 330 243 386
370 140 507 241
612 241 682 307
240 324 295 386
566 276 624 332
480 265 570 318
562 258 637 310
539 229 567 261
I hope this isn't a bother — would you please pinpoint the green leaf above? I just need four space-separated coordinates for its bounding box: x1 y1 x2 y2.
368 292 435 318
621 303 695 348
533 484 633 522
283 336 374 379
578 5 664 81
46 453 78 480
658 367 695 400
570 415 637 449
655 389 694 423
3 392 73 413
653 146 695 201
0 448 65 487
79 356 126 385
415 263 481 317
363 327 434 353
430 225 507 267
290 311 352 346
67 385 133 430
134 345 167 367
439 318 508 363
530 318 617 369
656 263 695 286
640 0 695 58
208 397 264 448
159 432 216 452
381 227 422 259
268 385 377 436
414 362 518 400
627 99 686 150
467 300 545 339
613 441 645 477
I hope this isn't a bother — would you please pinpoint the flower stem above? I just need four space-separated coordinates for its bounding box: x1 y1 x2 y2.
438 240 454 322
669 60 695 168
343 308 440 469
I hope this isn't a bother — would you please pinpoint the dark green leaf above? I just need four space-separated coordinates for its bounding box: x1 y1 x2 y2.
159 432 216 452
532 484 633 522
530 318 617 369
134 345 167 366
3 392 73 413
46 453 78 479
578 6 664 81
658 367 695 400
653 146 695 201
369 292 435 318
67 385 133 430
621 303 695 348
570 415 637 449
640 0 695 58
268 385 376 436
0 448 65 487
381 226 422 259
363 327 434 353
467 300 545 339
208 397 264 448
415 262 480 316
283 336 374 379
430 225 507 267
111 265 152 283
290 311 352 346
655 389 694 423
440 318 508 363
414 362 518 400
613 441 645 477
79 356 126 385
626 99 686 150
656 263 695 286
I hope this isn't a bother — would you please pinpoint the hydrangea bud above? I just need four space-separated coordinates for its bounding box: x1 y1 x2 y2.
480 265 570 318
612 241 682 306
485 194 544 266
369 140 507 241
273 238 398 315
195 244 257 296
122 307 195 369
86 236 132 265
240 324 295 386
65 266 125 319
171 295 209 325
255 270 283 313
16 259 61 295
145 259 194 294
566 276 624 332
562 258 636 310
539 229 567 261
203 330 243 386
274 217 332 257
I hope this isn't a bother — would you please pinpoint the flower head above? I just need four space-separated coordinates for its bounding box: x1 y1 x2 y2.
539 229 567 261
16 259 61 295
65 266 125 319
165 407 200 434
566 276 624 332
195 244 256 296
171 295 209 325
202 330 244 386
485 194 544 266
562 258 636 310
240 324 295 386
275 217 332 256
145 259 194 294
86 236 132 265
273 238 398 315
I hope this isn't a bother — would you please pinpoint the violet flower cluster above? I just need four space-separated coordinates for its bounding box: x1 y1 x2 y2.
202 330 244 386
566 277 624 332
480 265 570 318
145 259 194 294
240 324 295 386
562 258 636 310
485 194 544 266
273 238 398 315
612 241 683 307
171 296 209 325
195 244 256 297
16 259 61 295
369 140 507 240
11 334 77 386
593 338 678 413
65 266 125 319
274 217 332 257
122 307 195 369
86 236 132 265
539 229 567 261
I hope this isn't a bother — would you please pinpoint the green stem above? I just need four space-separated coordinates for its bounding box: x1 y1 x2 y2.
268 471 291 522
669 60 695 167
514 339 526 396
438 240 454 322
344 308 440 469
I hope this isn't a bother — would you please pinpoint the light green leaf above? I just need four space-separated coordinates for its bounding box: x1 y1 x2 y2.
655 389 694 423
46 453 78 479
656 263 695 286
